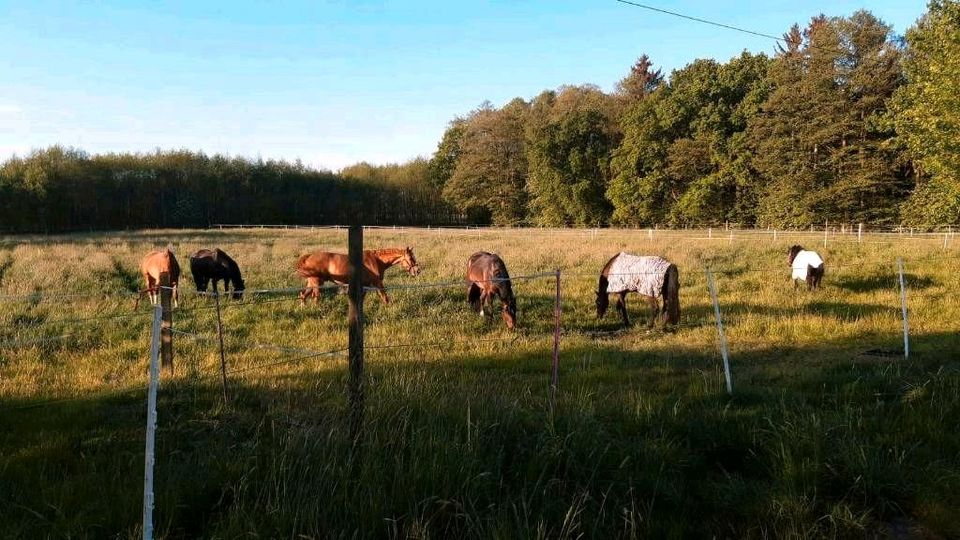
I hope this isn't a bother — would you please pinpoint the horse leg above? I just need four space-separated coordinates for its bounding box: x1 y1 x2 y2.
373 279 389 304
314 278 324 305
617 291 630 327
646 296 659 328
147 276 157 305
173 284 179 308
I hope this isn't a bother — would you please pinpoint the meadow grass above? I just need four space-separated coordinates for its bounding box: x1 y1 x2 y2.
1 227 958 538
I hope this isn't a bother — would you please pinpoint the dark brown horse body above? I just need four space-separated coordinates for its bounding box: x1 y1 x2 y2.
466 251 517 329
296 247 421 305
140 248 180 307
190 248 244 299
596 253 680 328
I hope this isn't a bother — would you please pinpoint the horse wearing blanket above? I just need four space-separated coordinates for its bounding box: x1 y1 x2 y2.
787 245 824 290
596 253 680 328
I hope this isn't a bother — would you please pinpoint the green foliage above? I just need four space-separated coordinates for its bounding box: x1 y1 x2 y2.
442 100 530 225
893 0 960 226
0 148 461 232
750 12 908 227
608 53 771 226
525 87 619 226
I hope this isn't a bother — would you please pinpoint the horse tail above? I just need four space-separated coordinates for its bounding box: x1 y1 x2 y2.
596 274 610 318
467 282 482 310
661 264 680 325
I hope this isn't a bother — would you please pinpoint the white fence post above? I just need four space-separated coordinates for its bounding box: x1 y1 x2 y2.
898 258 910 360
706 269 733 394
143 304 162 540
858 223 863 243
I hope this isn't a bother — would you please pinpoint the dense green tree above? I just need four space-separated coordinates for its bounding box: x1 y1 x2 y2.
525 86 619 226
608 52 770 226
893 0 960 226
750 12 908 227
442 100 529 225
427 119 466 190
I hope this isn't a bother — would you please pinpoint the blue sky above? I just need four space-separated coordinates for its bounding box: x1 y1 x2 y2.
0 0 926 171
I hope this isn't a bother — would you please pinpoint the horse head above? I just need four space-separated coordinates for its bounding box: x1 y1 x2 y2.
502 294 517 330
231 275 245 300
787 245 804 265
400 246 421 276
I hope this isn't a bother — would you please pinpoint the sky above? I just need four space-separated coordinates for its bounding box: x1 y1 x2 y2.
0 0 926 171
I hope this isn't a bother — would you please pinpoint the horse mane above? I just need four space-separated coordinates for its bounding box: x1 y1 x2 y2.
788 245 804 265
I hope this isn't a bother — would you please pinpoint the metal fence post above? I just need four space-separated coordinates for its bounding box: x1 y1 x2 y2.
706 269 733 394
550 270 561 413
898 258 910 360
214 291 229 404
142 304 162 540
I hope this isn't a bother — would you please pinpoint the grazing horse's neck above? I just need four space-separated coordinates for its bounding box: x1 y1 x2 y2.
370 249 406 272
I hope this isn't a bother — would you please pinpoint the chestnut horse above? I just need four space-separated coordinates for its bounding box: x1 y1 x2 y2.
596 252 680 328
466 251 517 329
190 248 245 299
139 247 180 307
296 247 421 305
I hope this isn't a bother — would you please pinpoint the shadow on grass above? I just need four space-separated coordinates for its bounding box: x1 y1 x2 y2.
835 272 936 293
3 330 960 539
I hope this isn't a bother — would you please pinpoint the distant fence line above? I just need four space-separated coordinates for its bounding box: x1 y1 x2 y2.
209 223 957 245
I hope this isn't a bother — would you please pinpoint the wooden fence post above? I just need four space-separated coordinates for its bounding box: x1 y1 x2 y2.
142 304 162 540
706 269 733 394
159 272 173 376
348 225 365 448
898 258 910 360
214 290 229 405
550 270 561 414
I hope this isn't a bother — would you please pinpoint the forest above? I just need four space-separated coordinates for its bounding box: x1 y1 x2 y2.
1 3 957 232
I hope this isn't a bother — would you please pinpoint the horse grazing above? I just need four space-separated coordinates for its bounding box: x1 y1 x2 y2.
296 247 421 305
139 247 180 308
189 248 245 299
466 251 517 330
596 252 680 328
788 245 824 290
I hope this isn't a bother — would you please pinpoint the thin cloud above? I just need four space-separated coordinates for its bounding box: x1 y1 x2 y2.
0 104 23 115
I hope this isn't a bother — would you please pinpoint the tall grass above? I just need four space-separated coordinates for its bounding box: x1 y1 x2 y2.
1 228 958 538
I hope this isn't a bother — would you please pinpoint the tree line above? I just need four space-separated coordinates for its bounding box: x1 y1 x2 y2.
1 3 957 232
433 4 959 229
0 149 462 232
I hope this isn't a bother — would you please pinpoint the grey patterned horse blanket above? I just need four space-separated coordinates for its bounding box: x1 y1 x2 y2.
605 253 672 297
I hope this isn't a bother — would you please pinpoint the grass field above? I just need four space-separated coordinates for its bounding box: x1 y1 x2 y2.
1 227 959 539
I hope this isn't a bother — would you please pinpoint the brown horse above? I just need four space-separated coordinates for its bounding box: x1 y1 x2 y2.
296 247 421 305
139 247 180 307
466 251 517 329
596 252 679 328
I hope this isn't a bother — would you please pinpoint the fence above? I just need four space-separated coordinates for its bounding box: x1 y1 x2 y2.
1 226 957 537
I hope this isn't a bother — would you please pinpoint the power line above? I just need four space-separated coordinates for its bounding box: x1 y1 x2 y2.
613 0 797 46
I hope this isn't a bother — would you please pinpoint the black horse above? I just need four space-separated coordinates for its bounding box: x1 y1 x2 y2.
189 248 245 299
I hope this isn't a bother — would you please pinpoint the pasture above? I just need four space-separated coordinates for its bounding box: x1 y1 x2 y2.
1 227 959 538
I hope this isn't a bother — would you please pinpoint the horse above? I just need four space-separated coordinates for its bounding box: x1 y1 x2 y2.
138 247 180 308
596 252 680 328
788 245 824 289
466 251 517 329
189 248 245 300
296 247 421 305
